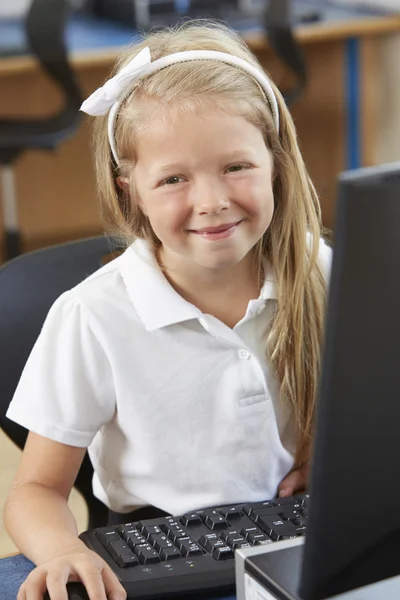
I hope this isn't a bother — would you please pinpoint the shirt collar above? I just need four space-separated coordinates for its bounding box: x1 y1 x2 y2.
120 239 202 331
119 239 277 331
260 268 277 301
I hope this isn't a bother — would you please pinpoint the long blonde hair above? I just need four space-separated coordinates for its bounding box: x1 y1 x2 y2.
92 20 327 465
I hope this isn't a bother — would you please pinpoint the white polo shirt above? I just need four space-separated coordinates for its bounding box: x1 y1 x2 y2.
7 238 332 516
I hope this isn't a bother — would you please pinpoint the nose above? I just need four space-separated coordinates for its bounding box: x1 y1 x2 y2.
191 178 230 216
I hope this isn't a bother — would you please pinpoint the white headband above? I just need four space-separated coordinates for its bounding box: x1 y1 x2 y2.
80 46 280 165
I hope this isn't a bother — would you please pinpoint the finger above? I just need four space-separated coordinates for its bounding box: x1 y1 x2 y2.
45 566 71 600
278 468 306 497
75 564 108 600
17 582 27 600
23 570 48 600
101 562 127 600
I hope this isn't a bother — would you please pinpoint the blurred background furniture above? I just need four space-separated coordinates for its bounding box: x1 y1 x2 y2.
0 2 400 262
0 0 82 261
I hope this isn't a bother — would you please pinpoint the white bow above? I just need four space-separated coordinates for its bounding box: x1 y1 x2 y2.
80 47 152 116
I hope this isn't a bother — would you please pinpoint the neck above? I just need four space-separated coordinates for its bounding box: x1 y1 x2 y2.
158 249 262 326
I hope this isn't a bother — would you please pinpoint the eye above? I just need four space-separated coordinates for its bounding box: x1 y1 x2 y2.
161 175 185 186
225 163 251 173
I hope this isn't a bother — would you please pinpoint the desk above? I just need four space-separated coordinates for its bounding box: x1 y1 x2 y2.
1 7 400 261
0 552 236 599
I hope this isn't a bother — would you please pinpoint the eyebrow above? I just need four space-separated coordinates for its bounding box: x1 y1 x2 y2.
148 150 257 178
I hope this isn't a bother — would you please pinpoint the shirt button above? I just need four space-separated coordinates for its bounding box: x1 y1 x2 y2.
239 349 251 360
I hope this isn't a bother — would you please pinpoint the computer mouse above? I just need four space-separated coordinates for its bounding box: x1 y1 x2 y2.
43 582 90 600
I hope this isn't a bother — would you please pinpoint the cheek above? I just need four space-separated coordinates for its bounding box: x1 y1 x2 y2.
144 195 189 234
236 179 274 219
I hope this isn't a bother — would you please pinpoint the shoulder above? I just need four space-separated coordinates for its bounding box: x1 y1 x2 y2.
67 249 135 321
40 247 139 340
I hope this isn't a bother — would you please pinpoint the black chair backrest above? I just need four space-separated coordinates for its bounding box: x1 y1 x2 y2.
0 236 122 528
26 0 82 111
264 0 307 107
0 0 83 158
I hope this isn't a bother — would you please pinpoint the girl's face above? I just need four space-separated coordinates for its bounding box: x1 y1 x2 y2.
132 105 274 274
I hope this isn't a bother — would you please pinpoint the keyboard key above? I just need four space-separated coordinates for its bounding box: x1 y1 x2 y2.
116 553 139 568
217 506 243 520
243 501 274 516
221 529 240 541
241 526 262 537
296 494 310 508
198 533 218 551
296 526 307 534
176 537 200 552
160 547 181 560
273 498 302 510
106 541 132 562
257 516 298 541
203 510 229 530
251 508 283 521
125 532 147 548
117 525 137 538
279 509 301 520
255 538 275 545
203 538 225 553
180 513 203 526
149 533 175 552
181 543 203 557
135 544 161 564
167 527 188 543
247 533 270 544
293 516 307 527
212 546 234 560
97 529 121 547
225 535 247 548
141 525 163 538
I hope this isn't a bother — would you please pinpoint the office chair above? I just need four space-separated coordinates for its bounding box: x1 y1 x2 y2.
0 0 82 261
0 235 122 530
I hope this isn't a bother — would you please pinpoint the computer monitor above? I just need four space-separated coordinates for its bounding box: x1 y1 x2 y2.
236 162 400 600
300 161 400 599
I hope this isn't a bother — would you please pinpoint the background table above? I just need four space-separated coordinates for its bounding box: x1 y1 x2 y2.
0 5 400 261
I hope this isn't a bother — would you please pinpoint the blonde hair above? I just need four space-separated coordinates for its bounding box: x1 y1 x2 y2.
92 20 327 466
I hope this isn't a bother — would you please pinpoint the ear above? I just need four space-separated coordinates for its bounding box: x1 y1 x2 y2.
116 176 130 194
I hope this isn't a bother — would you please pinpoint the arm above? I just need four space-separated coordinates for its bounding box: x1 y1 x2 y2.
4 431 87 563
4 432 126 600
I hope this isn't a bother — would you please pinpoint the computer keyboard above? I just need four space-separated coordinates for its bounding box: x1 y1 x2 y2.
79 494 309 599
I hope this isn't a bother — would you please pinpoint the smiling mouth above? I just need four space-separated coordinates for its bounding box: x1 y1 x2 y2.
187 220 243 240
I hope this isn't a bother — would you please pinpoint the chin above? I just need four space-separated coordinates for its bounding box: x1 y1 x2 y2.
195 253 245 271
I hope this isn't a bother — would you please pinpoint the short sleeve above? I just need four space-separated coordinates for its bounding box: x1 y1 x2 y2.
318 237 333 284
6 290 116 447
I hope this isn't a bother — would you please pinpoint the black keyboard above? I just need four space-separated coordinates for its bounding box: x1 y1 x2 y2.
79 494 309 599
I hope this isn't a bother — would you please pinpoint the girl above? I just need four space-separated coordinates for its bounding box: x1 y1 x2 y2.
4 20 331 600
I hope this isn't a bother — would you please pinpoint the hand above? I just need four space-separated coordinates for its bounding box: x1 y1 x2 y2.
17 549 126 600
278 461 309 498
